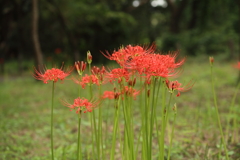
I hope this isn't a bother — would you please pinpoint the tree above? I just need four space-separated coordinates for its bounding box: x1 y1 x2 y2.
32 0 43 67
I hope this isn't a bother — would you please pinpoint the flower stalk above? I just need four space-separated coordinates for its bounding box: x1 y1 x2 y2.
210 57 229 160
50 81 55 160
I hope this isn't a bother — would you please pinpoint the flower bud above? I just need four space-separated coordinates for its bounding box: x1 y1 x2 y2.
147 89 150 97
91 66 100 75
75 61 86 75
128 78 136 87
173 103 177 114
209 56 214 65
114 93 120 100
87 51 92 64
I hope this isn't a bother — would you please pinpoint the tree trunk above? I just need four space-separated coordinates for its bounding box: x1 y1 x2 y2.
188 0 200 29
166 0 188 34
32 0 43 67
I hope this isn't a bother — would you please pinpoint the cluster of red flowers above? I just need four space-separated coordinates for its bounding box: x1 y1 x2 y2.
62 97 94 114
105 68 130 83
102 44 191 96
34 44 194 113
34 66 72 84
102 86 140 100
103 44 184 78
73 74 99 89
165 80 193 97
91 66 106 83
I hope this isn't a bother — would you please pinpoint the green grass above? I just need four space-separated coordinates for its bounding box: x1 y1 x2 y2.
0 56 239 160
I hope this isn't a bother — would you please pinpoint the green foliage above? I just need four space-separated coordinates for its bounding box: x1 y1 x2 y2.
38 0 136 63
0 0 239 64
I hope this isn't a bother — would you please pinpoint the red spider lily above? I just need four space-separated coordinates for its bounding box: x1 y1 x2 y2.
122 51 184 79
101 44 156 67
62 97 95 114
165 79 194 97
102 91 120 100
122 86 141 100
104 68 131 83
73 74 99 89
75 61 86 75
92 66 106 82
102 91 115 99
34 65 73 84
233 62 240 70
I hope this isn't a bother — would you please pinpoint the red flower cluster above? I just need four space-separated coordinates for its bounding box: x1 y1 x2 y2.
34 66 72 84
101 44 192 97
105 68 131 83
102 86 140 100
62 97 94 114
73 74 99 89
103 44 184 78
165 79 194 97
92 66 106 83
102 45 155 67
102 91 119 100
122 86 140 99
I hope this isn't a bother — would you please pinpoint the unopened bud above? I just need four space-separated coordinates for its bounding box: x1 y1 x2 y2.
100 66 106 74
173 103 177 114
75 61 86 75
147 89 150 97
209 56 214 65
75 62 80 73
114 93 120 100
128 78 136 87
87 51 92 64
92 66 100 75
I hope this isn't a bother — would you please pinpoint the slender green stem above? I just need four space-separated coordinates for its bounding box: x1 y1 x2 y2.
89 113 96 159
104 101 111 156
227 81 240 143
167 104 177 160
210 65 229 160
164 93 173 132
141 82 148 160
92 110 100 159
149 77 157 160
77 115 82 160
159 83 166 160
144 84 150 159
77 75 82 160
122 95 133 160
88 78 99 159
135 125 142 160
152 79 162 159
51 81 55 160
87 62 99 159
110 102 119 160
98 85 104 159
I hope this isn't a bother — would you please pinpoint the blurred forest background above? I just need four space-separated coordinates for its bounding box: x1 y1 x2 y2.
0 0 239 74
